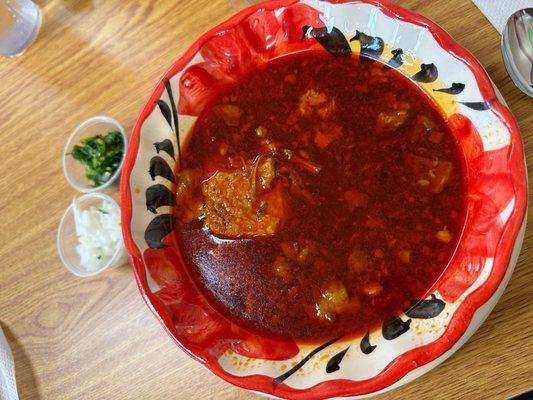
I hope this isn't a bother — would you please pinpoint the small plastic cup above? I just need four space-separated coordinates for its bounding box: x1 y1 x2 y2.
57 192 128 277
62 116 127 193
0 0 42 57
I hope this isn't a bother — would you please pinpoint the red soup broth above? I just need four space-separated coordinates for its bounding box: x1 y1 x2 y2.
172 53 466 341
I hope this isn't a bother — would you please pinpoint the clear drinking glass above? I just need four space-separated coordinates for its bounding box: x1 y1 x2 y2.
0 0 41 57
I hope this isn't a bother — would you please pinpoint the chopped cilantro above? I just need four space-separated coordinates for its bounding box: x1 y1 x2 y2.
70 130 124 187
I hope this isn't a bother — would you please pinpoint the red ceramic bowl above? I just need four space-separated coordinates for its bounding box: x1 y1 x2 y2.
120 1 527 398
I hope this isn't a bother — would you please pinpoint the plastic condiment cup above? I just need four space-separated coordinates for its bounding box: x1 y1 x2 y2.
56 192 128 277
62 115 127 193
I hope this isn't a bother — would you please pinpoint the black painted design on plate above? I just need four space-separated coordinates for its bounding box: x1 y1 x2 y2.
301 25 352 56
387 48 404 68
143 81 182 251
163 79 181 161
273 336 341 387
382 316 412 340
349 31 384 60
146 184 176 214
360 331 376 354
149 156 174 182
326 346 350 373
412 63 438 83
154 139 175 160
406 294 446 319
460 101 491 111
433 82 465 95
144 214 174 248
156 99 172 126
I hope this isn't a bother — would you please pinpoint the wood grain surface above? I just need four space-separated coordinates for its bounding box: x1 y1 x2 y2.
0 1 531 399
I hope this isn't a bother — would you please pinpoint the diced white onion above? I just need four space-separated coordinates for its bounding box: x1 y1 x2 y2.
72 197 122 271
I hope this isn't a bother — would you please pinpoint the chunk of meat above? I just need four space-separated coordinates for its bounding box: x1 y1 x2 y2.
257 157 276 190
343 190 369 210
406 154 453 193
299 89 327 116
315 282 359 323
411 115 444 143
202 169 286 238
250 156 276 202
298 89 337 121
215 104 243 127
174 169 203 223
377 109 409 131
436 228 452 243
376 101 411 132
280 240 316 265
314 124 342 149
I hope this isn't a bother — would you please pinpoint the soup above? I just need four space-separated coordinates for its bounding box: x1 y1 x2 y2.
173 53 465 340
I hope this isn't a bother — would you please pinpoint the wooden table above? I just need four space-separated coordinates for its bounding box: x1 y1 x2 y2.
0 0 531 399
